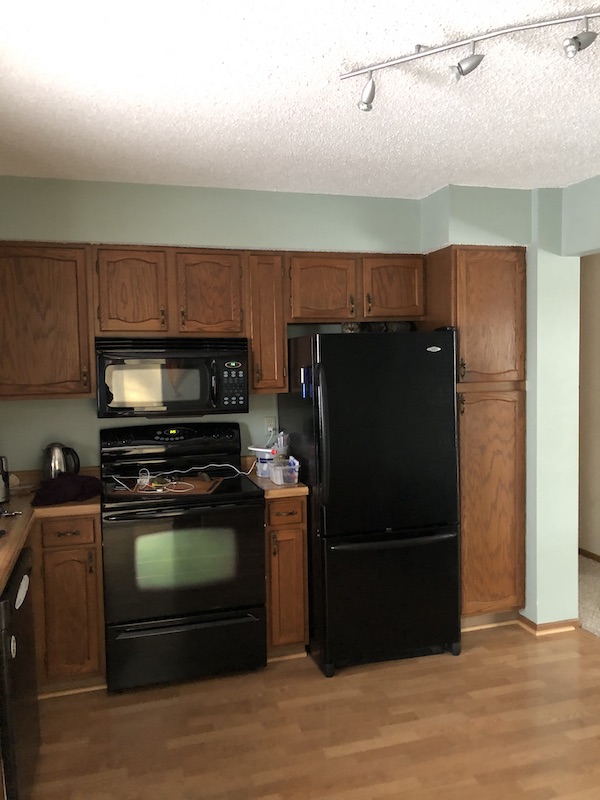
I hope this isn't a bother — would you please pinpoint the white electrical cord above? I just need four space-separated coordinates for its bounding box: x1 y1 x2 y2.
109 461 257 494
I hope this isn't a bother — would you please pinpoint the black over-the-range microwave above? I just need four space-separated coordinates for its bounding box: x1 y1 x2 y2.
95 337 249 418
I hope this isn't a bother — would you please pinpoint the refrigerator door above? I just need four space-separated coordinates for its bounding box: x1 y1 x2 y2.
314 331 458 536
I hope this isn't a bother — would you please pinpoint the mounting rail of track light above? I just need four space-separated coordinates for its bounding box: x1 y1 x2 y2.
343 11 600 111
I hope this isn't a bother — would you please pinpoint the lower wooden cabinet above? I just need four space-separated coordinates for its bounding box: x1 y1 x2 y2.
459 390 525 615
31 513 105 688
265 495 308 647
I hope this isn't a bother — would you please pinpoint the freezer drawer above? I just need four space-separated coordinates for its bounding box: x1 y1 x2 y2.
315 529 460 677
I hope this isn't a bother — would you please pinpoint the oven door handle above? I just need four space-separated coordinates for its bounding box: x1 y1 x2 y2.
103 500 263 522
116 613 260 639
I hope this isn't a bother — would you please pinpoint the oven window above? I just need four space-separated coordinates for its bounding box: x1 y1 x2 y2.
105 358 207 409
135 527 236 590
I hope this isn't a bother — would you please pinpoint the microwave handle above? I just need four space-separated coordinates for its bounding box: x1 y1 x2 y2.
210 359 218 408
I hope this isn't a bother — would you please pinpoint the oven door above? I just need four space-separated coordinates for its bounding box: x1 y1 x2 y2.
102 499 265 625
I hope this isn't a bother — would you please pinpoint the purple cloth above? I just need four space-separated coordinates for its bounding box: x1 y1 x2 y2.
31 474 102 507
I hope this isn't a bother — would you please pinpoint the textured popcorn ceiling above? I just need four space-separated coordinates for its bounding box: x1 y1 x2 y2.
2 1 600 200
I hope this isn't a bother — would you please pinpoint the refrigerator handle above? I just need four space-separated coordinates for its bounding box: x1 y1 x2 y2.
316 363 330 508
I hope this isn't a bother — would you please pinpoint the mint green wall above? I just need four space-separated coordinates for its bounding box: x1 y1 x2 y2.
562 175 600 256
0 177 421 252
0 175 592 628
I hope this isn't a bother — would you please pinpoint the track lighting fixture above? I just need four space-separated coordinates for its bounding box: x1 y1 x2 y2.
563 17 598 57
357 71 375 111
450 42 484 81
340 10 600 110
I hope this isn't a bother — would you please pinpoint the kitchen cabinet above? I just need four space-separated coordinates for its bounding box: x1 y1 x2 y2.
425 245 526 382
458 390 525 615
95 247 169 333
175 250 245 334
247 253 288 392
31 514 105 688
287 253 424 322
424 244 527 616
265 496 307 647
0 243 93 398
94 246 245 336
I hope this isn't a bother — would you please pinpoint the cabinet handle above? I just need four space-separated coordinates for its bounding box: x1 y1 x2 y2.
87 551 94 574
255 364 262 381
458 394 465 416
271 531 278 556
82 367 88 388
55 529 82 538
274 510 298 517
366 293 372 314
180 307 187 327
459 358 466 379
349 294 355 315
160 305 166 328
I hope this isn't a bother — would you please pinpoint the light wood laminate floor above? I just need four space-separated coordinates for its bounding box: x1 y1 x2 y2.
33 625 600 800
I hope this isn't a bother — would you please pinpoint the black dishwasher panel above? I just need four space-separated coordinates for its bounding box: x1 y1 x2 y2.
0 547 40 800
318 528 460 676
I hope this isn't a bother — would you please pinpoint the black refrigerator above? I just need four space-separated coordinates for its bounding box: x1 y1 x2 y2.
277 330 461 677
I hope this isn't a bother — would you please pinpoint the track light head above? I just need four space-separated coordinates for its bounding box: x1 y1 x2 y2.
563 29 598 57
450 49 484 82
357 71 376 111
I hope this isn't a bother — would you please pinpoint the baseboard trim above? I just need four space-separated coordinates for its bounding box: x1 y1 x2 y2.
517 613 581 636
579 547 600 563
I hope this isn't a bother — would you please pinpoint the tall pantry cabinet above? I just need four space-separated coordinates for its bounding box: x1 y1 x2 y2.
424 246 526 616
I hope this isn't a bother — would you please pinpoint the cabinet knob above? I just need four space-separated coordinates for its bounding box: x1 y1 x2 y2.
255 364 262 381
366 293 372 314
349 294 355 315
82 367 88 388
55 529 82 538
459 358 466 379
271 531 278 556
180 307 187 327
87 551 94 574
274 510 298 517
160 305 166 328
458 394 465 415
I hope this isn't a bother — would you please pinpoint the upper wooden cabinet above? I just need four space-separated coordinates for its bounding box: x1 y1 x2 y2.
96 248 169 333
288 253 424 322
175 250 244 334
362 256 424 317
247 253 288 393
94 246 245 336
425 246 526 382
0 243 93 398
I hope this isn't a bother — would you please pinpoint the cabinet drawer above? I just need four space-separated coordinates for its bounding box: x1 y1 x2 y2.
267 497 305 527
41 517 96 547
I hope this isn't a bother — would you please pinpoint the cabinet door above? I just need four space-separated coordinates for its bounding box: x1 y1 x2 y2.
43 546 101 680
248 253 287 392
289 255 358 321
362 256 424 318
0 245 92 397
456 248 526 382
176 251 243 333
459 391 525 615
268 525 307 646
96 248 169 333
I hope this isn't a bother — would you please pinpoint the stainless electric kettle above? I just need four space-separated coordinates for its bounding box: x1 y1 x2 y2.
41 443 80 481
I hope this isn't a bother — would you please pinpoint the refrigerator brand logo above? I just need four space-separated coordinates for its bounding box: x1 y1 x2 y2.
426 346 442 353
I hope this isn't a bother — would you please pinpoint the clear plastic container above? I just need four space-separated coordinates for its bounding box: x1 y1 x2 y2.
268 457 299 485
